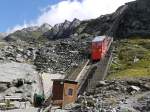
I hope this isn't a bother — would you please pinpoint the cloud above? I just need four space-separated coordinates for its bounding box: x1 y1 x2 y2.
36 0 135 26
7 0 135 33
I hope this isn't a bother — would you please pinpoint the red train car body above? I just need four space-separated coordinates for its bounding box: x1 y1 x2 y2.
91 36 112 61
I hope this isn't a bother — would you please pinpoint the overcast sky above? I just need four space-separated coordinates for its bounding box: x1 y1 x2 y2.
0 0 135 33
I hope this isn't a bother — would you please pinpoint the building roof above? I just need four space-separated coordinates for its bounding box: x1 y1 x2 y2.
92 36 106 42
52 79 78 84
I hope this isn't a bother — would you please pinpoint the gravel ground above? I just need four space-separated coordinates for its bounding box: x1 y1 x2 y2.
0 62 38 82
71 78 150 112
0 62 66 112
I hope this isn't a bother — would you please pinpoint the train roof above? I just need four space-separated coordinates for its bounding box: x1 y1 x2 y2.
92 36 106 42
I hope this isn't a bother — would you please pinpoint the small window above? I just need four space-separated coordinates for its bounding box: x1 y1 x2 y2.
67 88 73 96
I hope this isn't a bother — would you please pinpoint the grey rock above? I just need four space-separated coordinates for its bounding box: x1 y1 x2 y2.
39 23 52 32
127 86 140 94
0 32 7 39
16 54 24 62
0 84 8 92
96 81 107 87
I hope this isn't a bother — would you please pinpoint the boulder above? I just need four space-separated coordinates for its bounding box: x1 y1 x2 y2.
96 81 108 87
0 84 8 92
127 85 140 94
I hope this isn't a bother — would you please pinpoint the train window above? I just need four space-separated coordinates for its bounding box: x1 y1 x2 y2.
67 88 73 96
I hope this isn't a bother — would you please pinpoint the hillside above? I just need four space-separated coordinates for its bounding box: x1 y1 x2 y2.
107 38 150 80
4 23 51 42
0 0 150 111
1 0 149 76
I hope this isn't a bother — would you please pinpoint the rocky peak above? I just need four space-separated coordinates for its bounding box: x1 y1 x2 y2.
72 18 80 23
70 18 81 29
73 18 81 22
40 23 51 29
50 24 61 35
45 20 72 39
39 23 52 32
5 25 44 42
0 32 8 38
62 20 71 29
63 20 71 25
22 26 39 32
4 0 150 41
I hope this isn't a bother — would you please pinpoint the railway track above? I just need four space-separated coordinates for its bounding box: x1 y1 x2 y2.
64 60 90 80
87 52 113 89
63 51 112 95
64 38 113 95
77 52 112 94
41 38 113 112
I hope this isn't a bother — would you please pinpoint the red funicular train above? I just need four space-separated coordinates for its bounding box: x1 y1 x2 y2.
91 35 112 61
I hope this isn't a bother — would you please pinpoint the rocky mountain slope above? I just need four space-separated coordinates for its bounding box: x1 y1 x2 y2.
116 0 150 38
43 19 81 39
5 23 51 42
0 0 150 111
0 33 7 39
1 0 149 75
0 37 90 74
72 79 150 112
72 0 150 38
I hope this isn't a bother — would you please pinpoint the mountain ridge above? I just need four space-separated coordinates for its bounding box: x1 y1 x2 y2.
3 0 150 42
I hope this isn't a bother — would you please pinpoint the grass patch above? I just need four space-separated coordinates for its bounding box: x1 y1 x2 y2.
107 38 150 80
107 68 150 80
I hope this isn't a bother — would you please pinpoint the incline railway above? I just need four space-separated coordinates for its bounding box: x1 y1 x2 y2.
64 35 113 94
42 35 114 109
39 4 129 110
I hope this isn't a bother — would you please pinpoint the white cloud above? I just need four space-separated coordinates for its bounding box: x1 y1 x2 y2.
7 0 135 33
